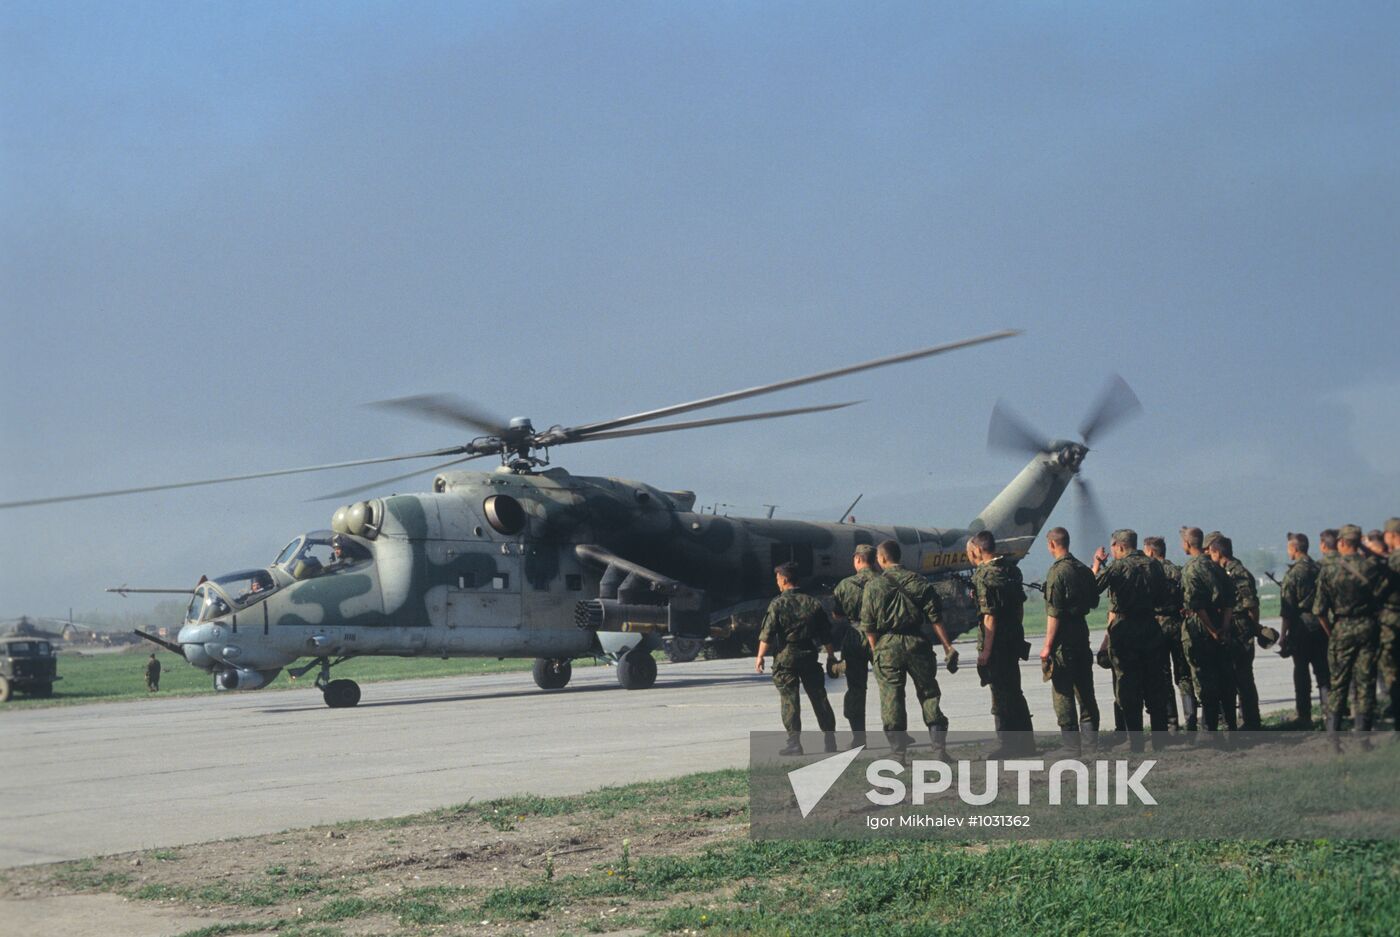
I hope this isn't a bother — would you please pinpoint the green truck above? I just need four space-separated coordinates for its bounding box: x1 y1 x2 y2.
0 638 60 701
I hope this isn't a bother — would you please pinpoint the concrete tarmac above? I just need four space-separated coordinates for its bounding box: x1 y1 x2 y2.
0 624 1303 868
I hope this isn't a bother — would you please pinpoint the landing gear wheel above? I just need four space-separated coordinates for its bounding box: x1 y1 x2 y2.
532 658 572 690
616 650 658 690
323 679 361 708
0 676 11 703
666 637 703 664
33 682 53 698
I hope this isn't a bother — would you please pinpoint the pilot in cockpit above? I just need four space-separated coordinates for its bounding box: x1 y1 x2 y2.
326 535 349 570
239 571 273 603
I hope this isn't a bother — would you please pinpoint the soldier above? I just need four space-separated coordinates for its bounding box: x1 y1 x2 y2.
859 540 955 759
966 530 1034 756
1039 527 1100 753
1364 529 1388 558
1144 536 1192 731
755 562 837 755
1318 528 1340 570
830 544 878 747
1377 518 1400 728
1313 524 1391 734
1279 532 1328 726
1179 527 1236 733
1092 529 1171 749
145 653 161 692
1209 536 1263 730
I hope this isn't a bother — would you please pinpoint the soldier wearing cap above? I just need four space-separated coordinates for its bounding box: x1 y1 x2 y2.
1092 529 1171 749
1179 526 1237 733
1280 531 1328 726
1040 527 1101 753
830 544 878 746
1208 534 1263 730
860 539 957 759
1313 524 1392 734
756 562 838 755
1144 536 1192 731
1378 518 1400 728
966 530 1034 756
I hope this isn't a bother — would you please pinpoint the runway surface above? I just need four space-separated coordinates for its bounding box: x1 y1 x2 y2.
0 624 1302 867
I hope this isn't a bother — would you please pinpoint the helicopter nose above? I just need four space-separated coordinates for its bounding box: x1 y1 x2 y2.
177 623 216 671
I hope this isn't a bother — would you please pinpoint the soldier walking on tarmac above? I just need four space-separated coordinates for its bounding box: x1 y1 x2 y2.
1210 535 1263 730
145 653 161 692
1093 529 1171 749
1279 532 1329 726
755 562 837 755
967 530 1034 756
830 544 878 748
1039 527 1101 754
1144 536 1191 731
859 540 956 760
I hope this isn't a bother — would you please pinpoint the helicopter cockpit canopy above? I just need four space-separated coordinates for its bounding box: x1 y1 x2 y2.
274 530 371 581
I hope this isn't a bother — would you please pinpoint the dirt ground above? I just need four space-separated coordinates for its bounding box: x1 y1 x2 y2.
0 771 750 936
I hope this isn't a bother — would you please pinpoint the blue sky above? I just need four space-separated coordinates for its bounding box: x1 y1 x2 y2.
2 2 1397 616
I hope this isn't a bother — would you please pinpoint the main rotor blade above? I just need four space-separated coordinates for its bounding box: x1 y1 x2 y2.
366 394 512 437
560 330 1020 440
311 453 492 502
1074 475 1110 555
1078 374 1142 446
987 399 1052 455
0 445 474 511
558 401 860 444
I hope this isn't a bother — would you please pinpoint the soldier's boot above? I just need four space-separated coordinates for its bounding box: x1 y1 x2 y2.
1048 729 1081 758
849 730 868 751
1127 731 1146 754
779 733 804 757
1081 725 1100 754
929 726 949 761
1181 691 1198 732
1295 699 1312 728
823 732 839 754
1355 713 1375 751
1325 708 1344 752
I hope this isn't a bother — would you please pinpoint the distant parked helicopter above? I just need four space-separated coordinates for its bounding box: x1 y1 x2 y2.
3 332 1139 707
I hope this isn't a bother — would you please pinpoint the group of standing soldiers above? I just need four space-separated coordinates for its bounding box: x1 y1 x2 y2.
754 517 1399 757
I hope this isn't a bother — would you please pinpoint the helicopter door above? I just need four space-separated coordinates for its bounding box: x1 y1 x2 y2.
442 544 524 652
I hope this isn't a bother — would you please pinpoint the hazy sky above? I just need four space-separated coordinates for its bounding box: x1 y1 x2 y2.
2 2 1396 617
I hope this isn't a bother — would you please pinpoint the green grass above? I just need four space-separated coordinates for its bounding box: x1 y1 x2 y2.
25 760 1399 936
1 648 612 709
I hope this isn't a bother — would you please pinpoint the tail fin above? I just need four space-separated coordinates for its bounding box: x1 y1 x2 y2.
969 449 1076 556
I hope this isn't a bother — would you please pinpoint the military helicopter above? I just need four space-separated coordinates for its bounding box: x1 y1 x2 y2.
2 331 1140 708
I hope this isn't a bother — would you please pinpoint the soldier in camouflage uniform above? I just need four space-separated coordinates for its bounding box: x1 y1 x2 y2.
1039 527 1100 753
1209 536 1263 730
1144 536 1191 731
1092 529 1171 749
1313 525 1393 733
1280 532 1329 726
830 544 878 746
967 530 1034 756
755 562 837 755
860 540 955 759
1179 527 1236 733
1376 518 1400 729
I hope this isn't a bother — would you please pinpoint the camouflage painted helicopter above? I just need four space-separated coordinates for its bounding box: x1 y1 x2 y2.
2 331 1139 707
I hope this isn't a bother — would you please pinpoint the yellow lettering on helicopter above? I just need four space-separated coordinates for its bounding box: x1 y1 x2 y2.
919 552 968 572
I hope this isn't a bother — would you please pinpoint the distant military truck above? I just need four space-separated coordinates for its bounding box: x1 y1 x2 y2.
0 638 60 701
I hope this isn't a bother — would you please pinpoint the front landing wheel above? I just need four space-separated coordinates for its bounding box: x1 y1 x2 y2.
532 658 572 690
616 650 657 690
323 679 361 708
